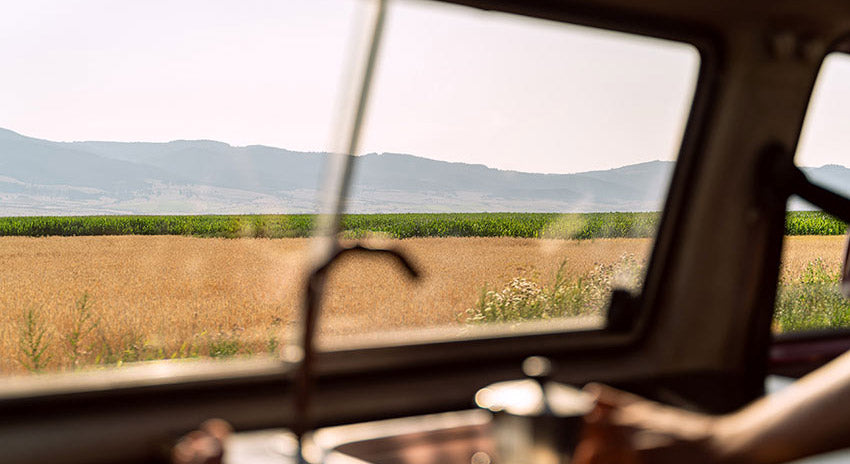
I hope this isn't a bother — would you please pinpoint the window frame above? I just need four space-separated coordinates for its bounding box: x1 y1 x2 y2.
769 44 850 375
0 1 725 462
308 0 718 380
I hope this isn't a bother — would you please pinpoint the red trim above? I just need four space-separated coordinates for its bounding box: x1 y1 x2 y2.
770 337 850 377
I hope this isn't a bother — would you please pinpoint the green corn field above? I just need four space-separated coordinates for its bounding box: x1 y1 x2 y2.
0 211 843 239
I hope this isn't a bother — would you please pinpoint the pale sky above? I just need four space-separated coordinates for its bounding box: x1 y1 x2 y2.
0 0 357 154
361 1 698 173
0 0 845 174
796 53 850 168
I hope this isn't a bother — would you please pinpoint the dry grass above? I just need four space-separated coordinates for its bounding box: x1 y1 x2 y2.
0 235 842 373
778 236 846 281
0 236 650 373
0 236 310 373
320 237 651 336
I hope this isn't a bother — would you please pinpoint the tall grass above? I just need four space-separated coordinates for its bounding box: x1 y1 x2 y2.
2 232 848 374
0 235 651 373
14 293 273 372
774 258 850 332
17 308 52 372
63 293 97 368
13 254 845 372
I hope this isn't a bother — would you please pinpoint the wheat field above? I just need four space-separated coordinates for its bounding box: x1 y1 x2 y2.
0 235 843 373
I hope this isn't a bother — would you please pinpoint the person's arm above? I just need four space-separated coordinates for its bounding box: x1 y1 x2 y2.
716 348 850 463
574 349 850 464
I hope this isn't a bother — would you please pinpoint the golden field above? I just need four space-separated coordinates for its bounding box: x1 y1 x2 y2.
0 235 842 373
777 235 846 280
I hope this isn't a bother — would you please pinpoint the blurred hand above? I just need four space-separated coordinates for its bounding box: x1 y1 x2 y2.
573 384 727 464
172 419 233 464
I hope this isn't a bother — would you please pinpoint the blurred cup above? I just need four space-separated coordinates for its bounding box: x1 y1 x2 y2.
475 379 593 464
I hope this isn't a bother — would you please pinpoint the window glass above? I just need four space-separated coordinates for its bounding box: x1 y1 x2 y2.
774 52 850 334
0 0 364 374
0 0 702 373
316 0 700 348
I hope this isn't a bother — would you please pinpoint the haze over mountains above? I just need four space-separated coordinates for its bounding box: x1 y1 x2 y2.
0 127 846 215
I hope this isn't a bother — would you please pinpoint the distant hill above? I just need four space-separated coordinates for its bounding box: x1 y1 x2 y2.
0 127 844 215
347 154 674 213
0 128 176 193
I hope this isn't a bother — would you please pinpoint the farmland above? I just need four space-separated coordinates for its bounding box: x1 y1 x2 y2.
0 211 846 374
0 232 846 374
0 211 844 239
0 235 650 374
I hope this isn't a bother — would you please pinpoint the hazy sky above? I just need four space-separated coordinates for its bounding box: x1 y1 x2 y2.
797 53 850 168
0 0 845 174
0 0 357 154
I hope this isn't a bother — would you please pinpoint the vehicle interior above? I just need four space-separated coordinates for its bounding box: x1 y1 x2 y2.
4 0 850 463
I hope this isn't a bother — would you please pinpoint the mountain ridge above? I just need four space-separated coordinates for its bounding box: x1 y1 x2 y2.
0 128 846 215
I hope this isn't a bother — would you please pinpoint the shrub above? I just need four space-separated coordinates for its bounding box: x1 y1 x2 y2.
463 254 644 324
207 334 242 358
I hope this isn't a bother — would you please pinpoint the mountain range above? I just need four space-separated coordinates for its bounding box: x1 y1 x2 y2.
0 127 845 215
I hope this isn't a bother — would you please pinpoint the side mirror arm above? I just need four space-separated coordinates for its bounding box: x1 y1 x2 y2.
762 142 850 298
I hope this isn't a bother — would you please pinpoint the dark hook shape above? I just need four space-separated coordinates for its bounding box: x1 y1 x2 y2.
315 244 421 281
788 168 850 226
762 141 850 224
759 142 850 298
293 242 420 439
